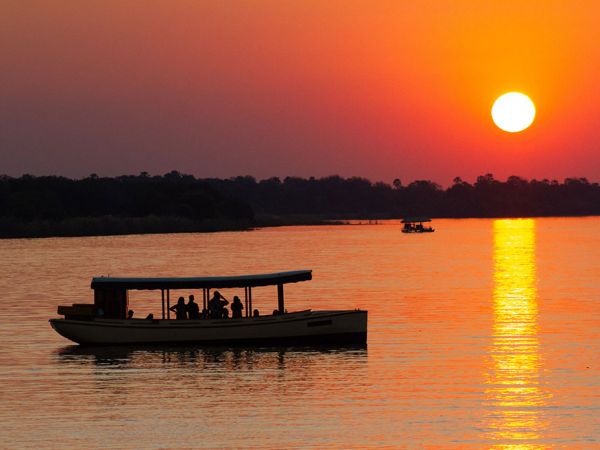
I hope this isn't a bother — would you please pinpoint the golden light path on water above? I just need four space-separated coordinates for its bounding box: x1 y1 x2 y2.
486 219 550 449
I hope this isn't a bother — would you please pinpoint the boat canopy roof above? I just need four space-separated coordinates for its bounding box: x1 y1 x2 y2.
401 217 432 223
91 270 312 291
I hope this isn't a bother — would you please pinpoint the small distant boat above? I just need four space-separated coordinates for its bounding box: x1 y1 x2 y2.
401 217 435 233
49 270 367 346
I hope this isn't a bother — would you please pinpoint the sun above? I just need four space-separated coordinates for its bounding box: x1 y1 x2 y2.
491 92 536 133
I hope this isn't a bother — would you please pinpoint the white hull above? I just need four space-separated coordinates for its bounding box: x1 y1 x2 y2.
50 310 367 346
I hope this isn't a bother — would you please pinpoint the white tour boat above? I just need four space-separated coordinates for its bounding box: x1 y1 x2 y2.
49 270 367 346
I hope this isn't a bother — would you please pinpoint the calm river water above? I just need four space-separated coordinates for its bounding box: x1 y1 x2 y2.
1 218 599 448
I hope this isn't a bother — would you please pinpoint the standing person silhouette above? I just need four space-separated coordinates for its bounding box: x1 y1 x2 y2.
208 291 229 318
169 297 187 320
187 295 200 320
230 296 244 319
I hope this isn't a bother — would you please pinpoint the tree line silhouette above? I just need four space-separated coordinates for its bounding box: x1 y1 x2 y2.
206 173 600 218
1 171 599 237
0 171 253 237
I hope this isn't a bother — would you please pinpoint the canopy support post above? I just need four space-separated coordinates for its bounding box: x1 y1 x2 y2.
277 284 284 314
161 289 165 320
167 289 171 320
249 287 253 317
203 288 207 314
244 287 249 318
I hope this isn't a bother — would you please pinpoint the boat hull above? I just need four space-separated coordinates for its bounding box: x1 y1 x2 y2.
401 229 435 233
49 310 367 346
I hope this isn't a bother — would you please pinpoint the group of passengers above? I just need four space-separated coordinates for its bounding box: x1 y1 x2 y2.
403 222 433 232
168 291 248 320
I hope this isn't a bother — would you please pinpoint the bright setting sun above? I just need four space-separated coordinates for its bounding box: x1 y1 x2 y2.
491 92 536 133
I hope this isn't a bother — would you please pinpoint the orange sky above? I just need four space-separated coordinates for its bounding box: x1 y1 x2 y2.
2 1 600 184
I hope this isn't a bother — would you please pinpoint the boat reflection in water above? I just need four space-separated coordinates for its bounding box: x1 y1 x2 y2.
54 344 368 407
56 343 367 370
484 219 550 446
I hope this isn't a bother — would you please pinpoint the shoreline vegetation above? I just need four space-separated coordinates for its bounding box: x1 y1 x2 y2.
0 215 344 239
2 172 600 238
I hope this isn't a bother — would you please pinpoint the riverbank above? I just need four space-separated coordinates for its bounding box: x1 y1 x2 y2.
0 214 347 239
0 216 254 239
4 213 600 239
4 174 600 238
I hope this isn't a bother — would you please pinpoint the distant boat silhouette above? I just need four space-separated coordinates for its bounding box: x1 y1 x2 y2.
401 217 435 233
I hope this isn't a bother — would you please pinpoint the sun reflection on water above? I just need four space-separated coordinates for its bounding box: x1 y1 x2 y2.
485 219 550 448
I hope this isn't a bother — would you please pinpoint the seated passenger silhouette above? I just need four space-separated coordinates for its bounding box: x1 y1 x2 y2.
253 309 260 317
127 310 134 319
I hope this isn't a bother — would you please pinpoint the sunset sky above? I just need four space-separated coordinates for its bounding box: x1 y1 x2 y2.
2 1 600 185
